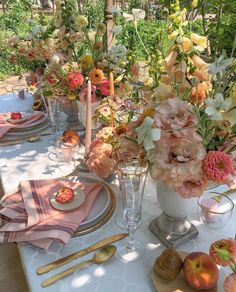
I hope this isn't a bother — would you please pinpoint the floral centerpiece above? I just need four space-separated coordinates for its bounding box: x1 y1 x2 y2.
88 0 236 197
84 1 236 247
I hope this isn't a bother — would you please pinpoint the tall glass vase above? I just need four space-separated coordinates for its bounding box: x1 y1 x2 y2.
149 183 199 248
116 159 149 262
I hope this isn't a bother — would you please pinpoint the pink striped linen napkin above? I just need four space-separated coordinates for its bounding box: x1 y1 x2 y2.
0 179 103 249
0 112 44 139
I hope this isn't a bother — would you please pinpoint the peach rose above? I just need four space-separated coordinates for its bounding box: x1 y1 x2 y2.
87 153 114 178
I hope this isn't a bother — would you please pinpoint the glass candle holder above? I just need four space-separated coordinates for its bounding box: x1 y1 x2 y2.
198 192 234 228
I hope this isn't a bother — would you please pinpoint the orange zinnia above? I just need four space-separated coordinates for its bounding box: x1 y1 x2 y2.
88 68 104 84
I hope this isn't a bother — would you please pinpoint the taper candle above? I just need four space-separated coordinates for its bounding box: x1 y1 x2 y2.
85 80 92 156
109 72 114 95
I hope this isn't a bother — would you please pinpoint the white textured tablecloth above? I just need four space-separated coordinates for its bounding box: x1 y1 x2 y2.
1 93 236 292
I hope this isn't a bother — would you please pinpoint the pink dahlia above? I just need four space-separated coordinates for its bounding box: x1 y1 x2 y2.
67 72 84 88
203 151 233 182
99 79 110 96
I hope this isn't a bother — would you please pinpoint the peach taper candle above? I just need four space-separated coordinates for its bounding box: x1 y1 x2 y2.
85 79 92 156
109 72 114 95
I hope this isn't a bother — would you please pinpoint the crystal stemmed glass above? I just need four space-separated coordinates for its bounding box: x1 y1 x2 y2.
116 159 149 262
47 98 65 145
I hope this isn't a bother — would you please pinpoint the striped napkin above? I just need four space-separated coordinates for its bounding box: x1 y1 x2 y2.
0 112 44 139
0 179 103 249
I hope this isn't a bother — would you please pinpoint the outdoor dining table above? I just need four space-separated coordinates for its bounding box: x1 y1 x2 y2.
0 92 235 292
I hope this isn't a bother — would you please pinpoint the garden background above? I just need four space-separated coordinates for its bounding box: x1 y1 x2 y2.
0 0 235 81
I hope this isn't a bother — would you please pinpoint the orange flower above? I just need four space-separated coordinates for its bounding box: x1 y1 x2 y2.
27 50 36 60
191 83 206 104
89 68 104 84
61 130 80 146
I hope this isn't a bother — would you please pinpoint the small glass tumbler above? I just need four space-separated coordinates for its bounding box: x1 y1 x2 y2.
54 139 78 163
198 192 234 228
116 159 149 262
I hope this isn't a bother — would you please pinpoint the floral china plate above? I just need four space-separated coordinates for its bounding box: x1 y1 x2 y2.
50 188 86 211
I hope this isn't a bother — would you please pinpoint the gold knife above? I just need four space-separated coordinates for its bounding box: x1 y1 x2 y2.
36 233 128 275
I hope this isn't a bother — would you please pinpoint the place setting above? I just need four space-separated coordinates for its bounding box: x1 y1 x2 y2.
0 175 117 249
0 110 51 146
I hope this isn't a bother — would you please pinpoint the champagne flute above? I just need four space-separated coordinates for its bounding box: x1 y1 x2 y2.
116 159 149 262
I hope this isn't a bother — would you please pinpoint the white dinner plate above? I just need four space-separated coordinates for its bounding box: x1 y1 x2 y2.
80 182 110 227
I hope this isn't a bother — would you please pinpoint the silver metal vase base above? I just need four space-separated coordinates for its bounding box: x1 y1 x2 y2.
149 213 199 249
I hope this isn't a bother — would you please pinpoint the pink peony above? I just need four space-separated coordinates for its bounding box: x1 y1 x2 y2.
67 72 84 88
203 151 233 182
79 84 97 103
223 273 236 292
99 79 110 96
176 178 208 198
87 153 114 178
153 97 198 139
149 137 206 196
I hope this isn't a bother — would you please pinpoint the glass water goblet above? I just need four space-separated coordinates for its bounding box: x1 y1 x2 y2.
116 159 149 262
47 98 65 145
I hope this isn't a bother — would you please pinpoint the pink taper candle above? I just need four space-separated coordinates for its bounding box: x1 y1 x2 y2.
85 80 92 156
109 72 114 95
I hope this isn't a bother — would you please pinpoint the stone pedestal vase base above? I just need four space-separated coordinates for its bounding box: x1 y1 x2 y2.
149 183 198 248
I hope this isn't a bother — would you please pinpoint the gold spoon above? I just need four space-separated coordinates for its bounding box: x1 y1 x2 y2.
27 135 41 142
41 245 117 288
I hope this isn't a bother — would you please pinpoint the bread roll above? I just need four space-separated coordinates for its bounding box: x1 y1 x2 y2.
154 249 183 281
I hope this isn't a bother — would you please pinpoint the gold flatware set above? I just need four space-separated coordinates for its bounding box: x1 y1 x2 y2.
37 233 128 287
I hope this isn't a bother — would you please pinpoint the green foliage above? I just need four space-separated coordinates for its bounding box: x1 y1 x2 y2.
0 0 33 35
207 13 236 56
116 19 171 60
0 31 24 80
80 0 104 29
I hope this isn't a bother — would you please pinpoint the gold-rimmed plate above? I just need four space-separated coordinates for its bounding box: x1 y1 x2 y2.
71 177 116 237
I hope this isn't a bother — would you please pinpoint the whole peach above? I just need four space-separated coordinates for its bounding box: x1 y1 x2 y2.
183 252 219 290
61 130 80 146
